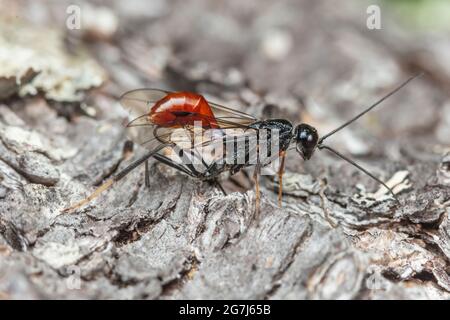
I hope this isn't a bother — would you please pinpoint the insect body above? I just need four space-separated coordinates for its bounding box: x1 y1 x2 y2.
150 92 218 129
63 74 422 213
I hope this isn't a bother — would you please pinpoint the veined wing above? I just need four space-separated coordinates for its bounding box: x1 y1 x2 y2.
119 88 258 150
123 110 256 150
120 88 257 126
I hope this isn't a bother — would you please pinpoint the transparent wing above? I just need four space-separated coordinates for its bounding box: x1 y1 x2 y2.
119 89 169 150
120 88 269 175
208 100 256 123
119 88 169 116
120 88 257 122
119 88 259 150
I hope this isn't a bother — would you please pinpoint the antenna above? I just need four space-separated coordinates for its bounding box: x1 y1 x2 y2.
318 73 424 144
318 144 399 203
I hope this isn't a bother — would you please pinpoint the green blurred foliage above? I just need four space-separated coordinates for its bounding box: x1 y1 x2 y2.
383 0 450 31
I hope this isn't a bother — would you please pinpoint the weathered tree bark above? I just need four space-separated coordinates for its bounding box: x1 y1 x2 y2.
0 0 449 299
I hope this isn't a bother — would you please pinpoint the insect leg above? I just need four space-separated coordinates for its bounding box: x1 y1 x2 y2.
62 144 168 213
152 154 198 178
144 160 150 188
214 179 227 196
155 152 227 197
277 151 286 207
253 164 261 219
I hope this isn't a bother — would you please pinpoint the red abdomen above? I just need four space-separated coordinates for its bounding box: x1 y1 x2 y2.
150 92 218 128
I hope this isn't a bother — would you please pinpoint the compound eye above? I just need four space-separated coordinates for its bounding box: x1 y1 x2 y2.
304 133 315 147
299 130 313 145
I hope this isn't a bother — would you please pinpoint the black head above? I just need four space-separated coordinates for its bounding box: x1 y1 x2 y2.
294 124 319 160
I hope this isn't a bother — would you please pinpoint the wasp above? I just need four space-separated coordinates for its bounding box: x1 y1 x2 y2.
63 74 421 214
